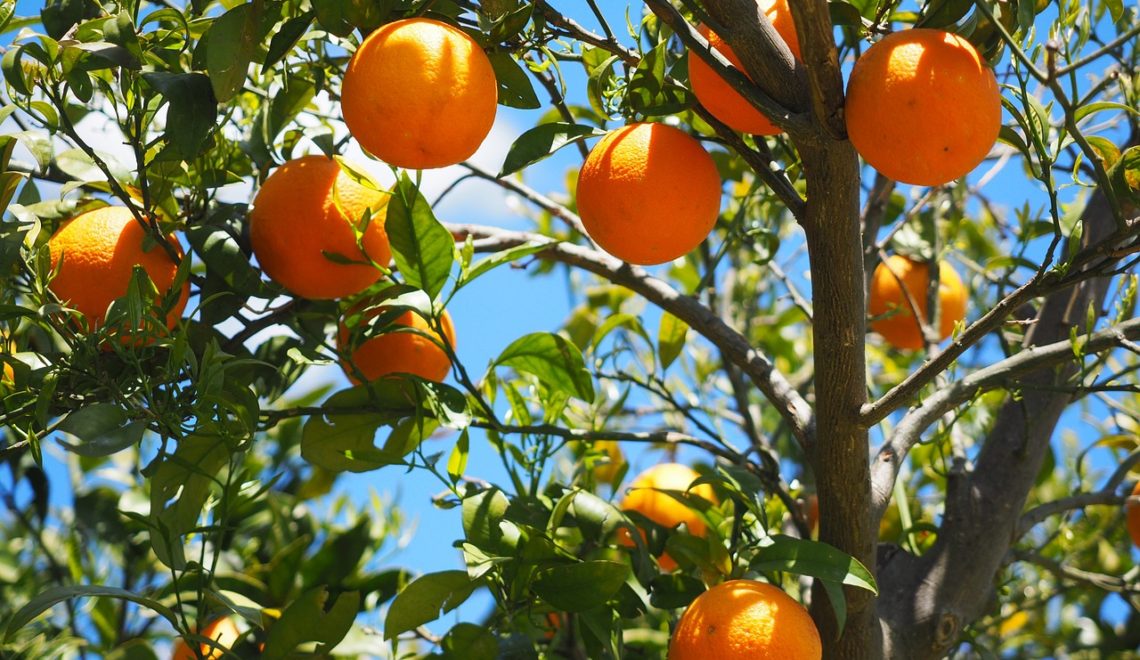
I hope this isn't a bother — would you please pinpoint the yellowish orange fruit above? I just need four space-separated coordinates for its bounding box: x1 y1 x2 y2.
687 0 801 135
1126 481 1140 548
592 440 626 485
618 463 716 571
171 616 241 660
845 28 1001 186
668 580 821 659
338 306 456 384
577 123 721 265
47 206 188 334
341 18 498 169
869 255 967 350
249 155 391 300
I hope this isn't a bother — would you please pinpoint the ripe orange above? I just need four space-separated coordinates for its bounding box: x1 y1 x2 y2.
171 616 241 660
47 206 188 334
249 155 391 300
592 440 626 485
618 463 717 571
845 28 1001 186
577 123 721 265
341 18 498 169
869 255 967 350
668 580 821 659
338 306 456 384
1126 482 1140 548
687 0 801 135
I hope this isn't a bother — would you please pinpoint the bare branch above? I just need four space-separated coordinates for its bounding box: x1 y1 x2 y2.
786 0 848 140
871 316 1140 520
448 222 816 448
1016 451 1140 538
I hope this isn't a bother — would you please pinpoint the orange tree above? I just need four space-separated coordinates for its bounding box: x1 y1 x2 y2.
1 0 1139 658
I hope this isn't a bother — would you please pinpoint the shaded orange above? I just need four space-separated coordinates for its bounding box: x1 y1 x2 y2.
249 155 391 300
338 307 456 384
869 255 967 350
668 580 821 659
341 18 498 169
171 616 241 660
845 28 1001 186
687 0 801 135
577 123 721 265
47 206 188 334
1127 482 1140 548
592 440 626 485
619 463 716 571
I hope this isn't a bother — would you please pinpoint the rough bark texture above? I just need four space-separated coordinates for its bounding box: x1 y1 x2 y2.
877 191 1119 659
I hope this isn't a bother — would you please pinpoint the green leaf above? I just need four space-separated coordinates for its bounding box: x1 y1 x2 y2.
462 487 522 554
531 560 629 612
261 588 360 659
385 174 455 300
205 3 260 103
5 585 179 641
141 72 218 161
56 403 146 457
500 122 602 176
627 40 686 116
262 12 313 73
657 313 688 370
820 578 848 636
488 51 540 109
384 571 479 640
461 241 551 287
447 429 470 484
494 332 594 401
648 573 705 609
751 535 878 594
440 622 498 660
915 0 972 27
300 382 431 473
148 434 230 568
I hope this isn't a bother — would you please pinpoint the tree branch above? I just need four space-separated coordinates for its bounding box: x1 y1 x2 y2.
1016 450 1140 538
448 222 816 448
786 0 848 140
870 316 1140 521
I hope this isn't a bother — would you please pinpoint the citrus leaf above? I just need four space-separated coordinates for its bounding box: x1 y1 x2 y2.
56 403 146 457
205 3 260 103
261 588 360 659
531 560 629 612
461 241 551 287
751 534 878 594
488 51 539 109
657 313 688 370
500 122 602 176
385 174 454 300
384 571 480 640
5 585 179 641
494 331 594 401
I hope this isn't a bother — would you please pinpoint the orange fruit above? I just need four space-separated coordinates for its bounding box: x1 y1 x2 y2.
47 206 188 334
591 440 626 485
1126 482 1140 548
869 255 967 350
618 463 717 571
845 28 1001 186
668 580 821 659
338 306 456 384
171 616 241 660
249 155 391 300
341 18 498 169
577 123 721 265
687 0 801 135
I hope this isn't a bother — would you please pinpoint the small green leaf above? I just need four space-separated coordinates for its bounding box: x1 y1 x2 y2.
657 313 688 370
462 487 522 554
142 72 218 161
261 588 360 659
500 122 602 176
648 573 706 609
384 571 479 640
751 535 878 595
56 404 146 457
494 332 594 401
205 3 260 103
488 51 539 109
440 622 497 660
461 241 551 287
385 174 455 300
262 12 313 73
531 560 629 612
447 429 470 484
5 585 179 641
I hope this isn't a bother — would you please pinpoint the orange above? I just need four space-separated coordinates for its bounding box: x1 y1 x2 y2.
687 0 801 135
619 463 717 571
869 255 967 350
249 155 392 300
591 440 626 485
1127 482 1140 548
338 306 456 384
341 18 498 169
577 123 721 265
47 206 188 334
171 616 241 660
845 28 1001 186
668 580 821 659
